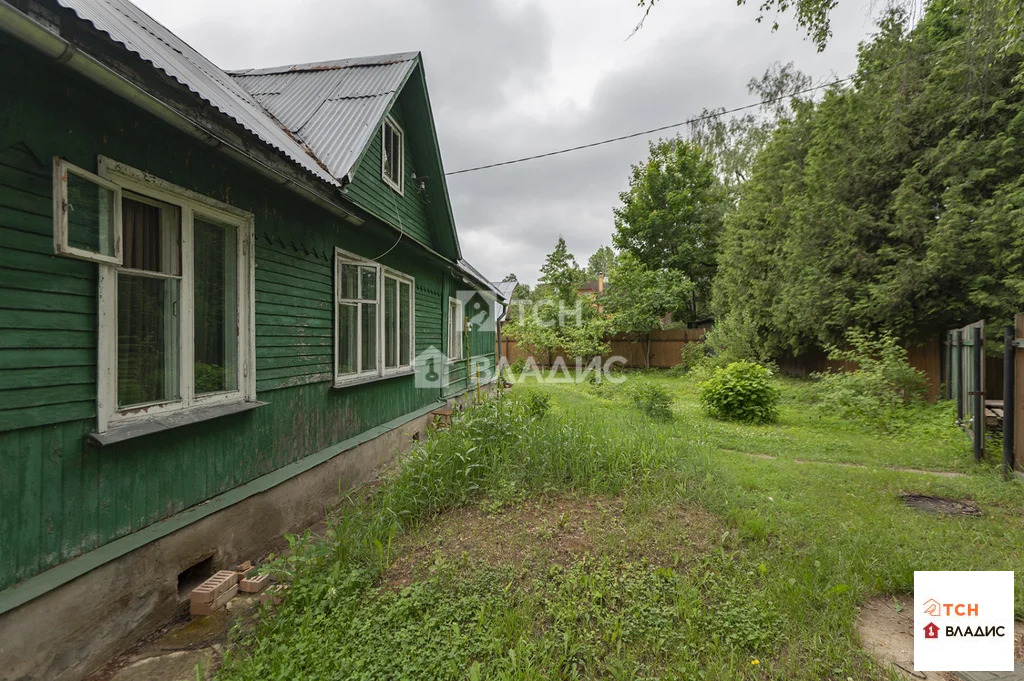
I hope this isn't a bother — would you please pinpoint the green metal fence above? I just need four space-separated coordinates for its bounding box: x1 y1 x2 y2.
945 320 986 461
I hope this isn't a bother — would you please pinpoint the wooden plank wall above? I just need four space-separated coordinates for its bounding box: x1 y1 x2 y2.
500 328 706 369
0 144 98 431
342 101 433 247
775 338 944 401
0 40 460 592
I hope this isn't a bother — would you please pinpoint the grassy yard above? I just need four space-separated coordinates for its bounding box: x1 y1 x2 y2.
216 373 1024 681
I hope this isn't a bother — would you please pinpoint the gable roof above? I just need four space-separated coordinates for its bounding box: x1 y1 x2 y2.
13 0 471 266
228 54 419 183
52 0 341 189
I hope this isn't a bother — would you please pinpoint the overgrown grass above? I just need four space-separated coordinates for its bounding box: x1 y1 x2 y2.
216 374 1024 681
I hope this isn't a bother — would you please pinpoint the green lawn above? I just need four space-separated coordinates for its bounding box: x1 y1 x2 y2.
216 374 1024 681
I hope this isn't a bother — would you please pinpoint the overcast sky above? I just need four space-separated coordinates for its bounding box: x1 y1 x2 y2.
135 0 882 285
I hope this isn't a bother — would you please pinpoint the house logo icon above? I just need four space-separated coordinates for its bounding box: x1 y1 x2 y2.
924 622 940 639
923 598 942 617
413 346 449 389
456 290 496 331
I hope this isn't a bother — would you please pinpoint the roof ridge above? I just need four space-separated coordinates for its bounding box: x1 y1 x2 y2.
228 52 419 78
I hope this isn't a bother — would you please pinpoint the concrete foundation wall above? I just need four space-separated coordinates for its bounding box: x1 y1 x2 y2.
0 410 434 681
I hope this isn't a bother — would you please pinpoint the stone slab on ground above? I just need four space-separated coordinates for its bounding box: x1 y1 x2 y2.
108 648 219 681
954 665 1024 681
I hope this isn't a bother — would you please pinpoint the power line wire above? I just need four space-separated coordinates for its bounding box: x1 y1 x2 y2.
444 40 962 176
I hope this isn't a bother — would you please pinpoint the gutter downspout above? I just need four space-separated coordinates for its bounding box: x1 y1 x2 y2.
0 2 370 228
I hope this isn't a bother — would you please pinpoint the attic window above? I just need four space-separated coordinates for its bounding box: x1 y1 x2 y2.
381 116 404 194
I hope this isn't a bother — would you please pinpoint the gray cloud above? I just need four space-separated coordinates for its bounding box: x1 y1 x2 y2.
136 0 880 284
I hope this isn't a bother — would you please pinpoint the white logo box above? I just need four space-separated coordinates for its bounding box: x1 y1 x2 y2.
914 571 1015 672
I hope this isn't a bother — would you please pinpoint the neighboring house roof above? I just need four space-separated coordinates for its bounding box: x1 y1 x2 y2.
228 55 419 183
578 279 601 293
491 280 517 303
53 0 341 188
457 260 505 300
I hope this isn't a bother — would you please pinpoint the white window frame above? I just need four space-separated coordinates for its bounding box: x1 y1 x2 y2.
380 116 404 195
448 297 464 362
95 156 256 433
334 248 416 387
52 158 123 265
381 268 416 376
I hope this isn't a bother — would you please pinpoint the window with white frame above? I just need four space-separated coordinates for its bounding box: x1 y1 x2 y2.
52 157 255 432
335 249 414 385
381 116 404 194
448 297 463 361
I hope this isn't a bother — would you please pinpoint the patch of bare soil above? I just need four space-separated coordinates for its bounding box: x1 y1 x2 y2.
859 595 1024 680
383 494 720 589
899 494 983 516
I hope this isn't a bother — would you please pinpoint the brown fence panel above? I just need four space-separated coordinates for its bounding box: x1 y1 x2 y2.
499 328 706 369
775 337 943 402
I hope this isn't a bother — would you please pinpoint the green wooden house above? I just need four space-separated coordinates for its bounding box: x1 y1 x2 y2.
0 0 501 676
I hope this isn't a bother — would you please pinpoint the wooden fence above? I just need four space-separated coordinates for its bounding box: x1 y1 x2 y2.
499 328 706 369
774 337 945 401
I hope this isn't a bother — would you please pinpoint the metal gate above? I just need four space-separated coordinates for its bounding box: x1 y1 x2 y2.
945 320 986 461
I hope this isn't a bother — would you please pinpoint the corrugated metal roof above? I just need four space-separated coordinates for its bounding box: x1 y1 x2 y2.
53 0 341 187
458 259 503 299
229 55 418 182
491 280 517 303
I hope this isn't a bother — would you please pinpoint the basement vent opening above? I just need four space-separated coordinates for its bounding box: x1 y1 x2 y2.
177 555 215 599
899 494 982 517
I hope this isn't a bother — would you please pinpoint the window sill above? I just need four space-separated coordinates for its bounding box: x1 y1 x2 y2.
332 368 415 390
88 400 268 447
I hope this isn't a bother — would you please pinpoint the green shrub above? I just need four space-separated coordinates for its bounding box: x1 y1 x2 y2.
508 357 527 375
812 330 927 427
679 341 708 372
516 390 550 419
664 363 688 377
625 381 674 420
664 342 709 377
699 361 780 423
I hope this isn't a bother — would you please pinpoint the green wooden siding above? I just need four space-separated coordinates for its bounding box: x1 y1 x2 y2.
0 143 98 432
343 101 433 248
440 274 498 398
0 38 477 592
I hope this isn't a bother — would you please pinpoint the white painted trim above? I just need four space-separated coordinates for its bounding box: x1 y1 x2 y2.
95 157 255 432
52 158 123 265
447 296 464 361
380 115 405 195
98 156 252 221
333 248 416 388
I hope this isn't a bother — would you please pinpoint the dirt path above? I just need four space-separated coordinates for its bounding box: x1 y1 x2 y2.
859 595 1024 680
726 449 967 478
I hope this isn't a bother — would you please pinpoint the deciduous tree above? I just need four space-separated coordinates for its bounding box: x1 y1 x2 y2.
612 138 727 323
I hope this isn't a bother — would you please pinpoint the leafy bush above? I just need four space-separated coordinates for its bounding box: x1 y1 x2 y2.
625 381 674 420
516 390 550 419
664 342 710 377
679 341 708 372
664 363 688 377
812 330 927 426
699 361 780 423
